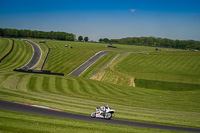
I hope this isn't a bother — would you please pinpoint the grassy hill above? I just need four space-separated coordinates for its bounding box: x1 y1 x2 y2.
0 71 199 128
0 38 13 61
0 38 199 132
115 51 200 84
89 51 200 90
31 39 174 75
0 39 33 70
0 110 181 133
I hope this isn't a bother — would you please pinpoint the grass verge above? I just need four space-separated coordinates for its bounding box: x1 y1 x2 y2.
0 39 33 70
0 38 13 60
0 110 182 133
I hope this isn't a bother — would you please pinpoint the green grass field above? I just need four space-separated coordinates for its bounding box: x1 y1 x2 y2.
115 51 200 84
0 38 199 132
89 51 200 89
32 40 104 74
32 39 174 75
0 38 13 60
0 110 182 133
0 71 199 128
88 52 136 86
0 39 33 70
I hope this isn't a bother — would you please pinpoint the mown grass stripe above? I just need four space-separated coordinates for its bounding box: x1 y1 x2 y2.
105 83 130 96
0 42 18 68
17 75 31 91
0 38 13 61
74 78 89 94
72 78 83 94
67 79 74 93
1 40 24 68
49 76 58 93
0 39 33 70
48 50 65 62
165 56 179 71
0 38 9 56
61 77 71 94
55 77 65 93
42 76 49 92
1 75 22 90
96 81 122 96
86 80 107 95
78 79 95 95
28 77 37 92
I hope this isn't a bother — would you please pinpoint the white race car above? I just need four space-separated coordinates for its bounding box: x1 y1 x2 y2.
91 106 115 119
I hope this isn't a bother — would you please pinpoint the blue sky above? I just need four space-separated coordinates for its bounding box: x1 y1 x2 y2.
0 0 200 41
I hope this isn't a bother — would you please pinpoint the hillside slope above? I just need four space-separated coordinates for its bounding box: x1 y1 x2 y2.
0 39 199 129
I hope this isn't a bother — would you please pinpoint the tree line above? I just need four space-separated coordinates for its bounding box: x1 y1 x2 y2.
0 28 76 41
99 37 200 50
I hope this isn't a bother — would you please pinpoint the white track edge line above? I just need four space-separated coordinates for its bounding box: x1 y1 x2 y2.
68 51 103 75
78 53 106 77
20 40 35 68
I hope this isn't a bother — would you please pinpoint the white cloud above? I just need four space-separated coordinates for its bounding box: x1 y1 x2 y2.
130 9 136 13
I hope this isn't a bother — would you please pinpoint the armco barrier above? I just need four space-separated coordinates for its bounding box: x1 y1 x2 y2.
41 48 50 70
13 69 64 76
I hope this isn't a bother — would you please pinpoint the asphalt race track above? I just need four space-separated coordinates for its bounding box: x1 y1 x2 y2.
0 100 200 132
23 40 41 68
69 51 111 76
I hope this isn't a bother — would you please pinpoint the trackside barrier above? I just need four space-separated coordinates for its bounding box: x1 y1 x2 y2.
41 48 50 70
13 69 64 76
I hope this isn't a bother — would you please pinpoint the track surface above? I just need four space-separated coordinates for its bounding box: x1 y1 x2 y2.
23 40 41 68
0 100 200 132
69 51 111 76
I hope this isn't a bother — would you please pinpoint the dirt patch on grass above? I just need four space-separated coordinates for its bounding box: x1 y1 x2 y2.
90 71 105 81
130 77 135 87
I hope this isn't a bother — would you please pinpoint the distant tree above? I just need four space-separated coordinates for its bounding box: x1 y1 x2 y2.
99 38 103 43
66 34 75 41
99 38 110 43
103 38 110 43
0 28 4 36
84 37 89 42
78 36 83 41
14 30 19 37
4 29 11 36
33 31 39 38
0 28 76 41
1 28 200 50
